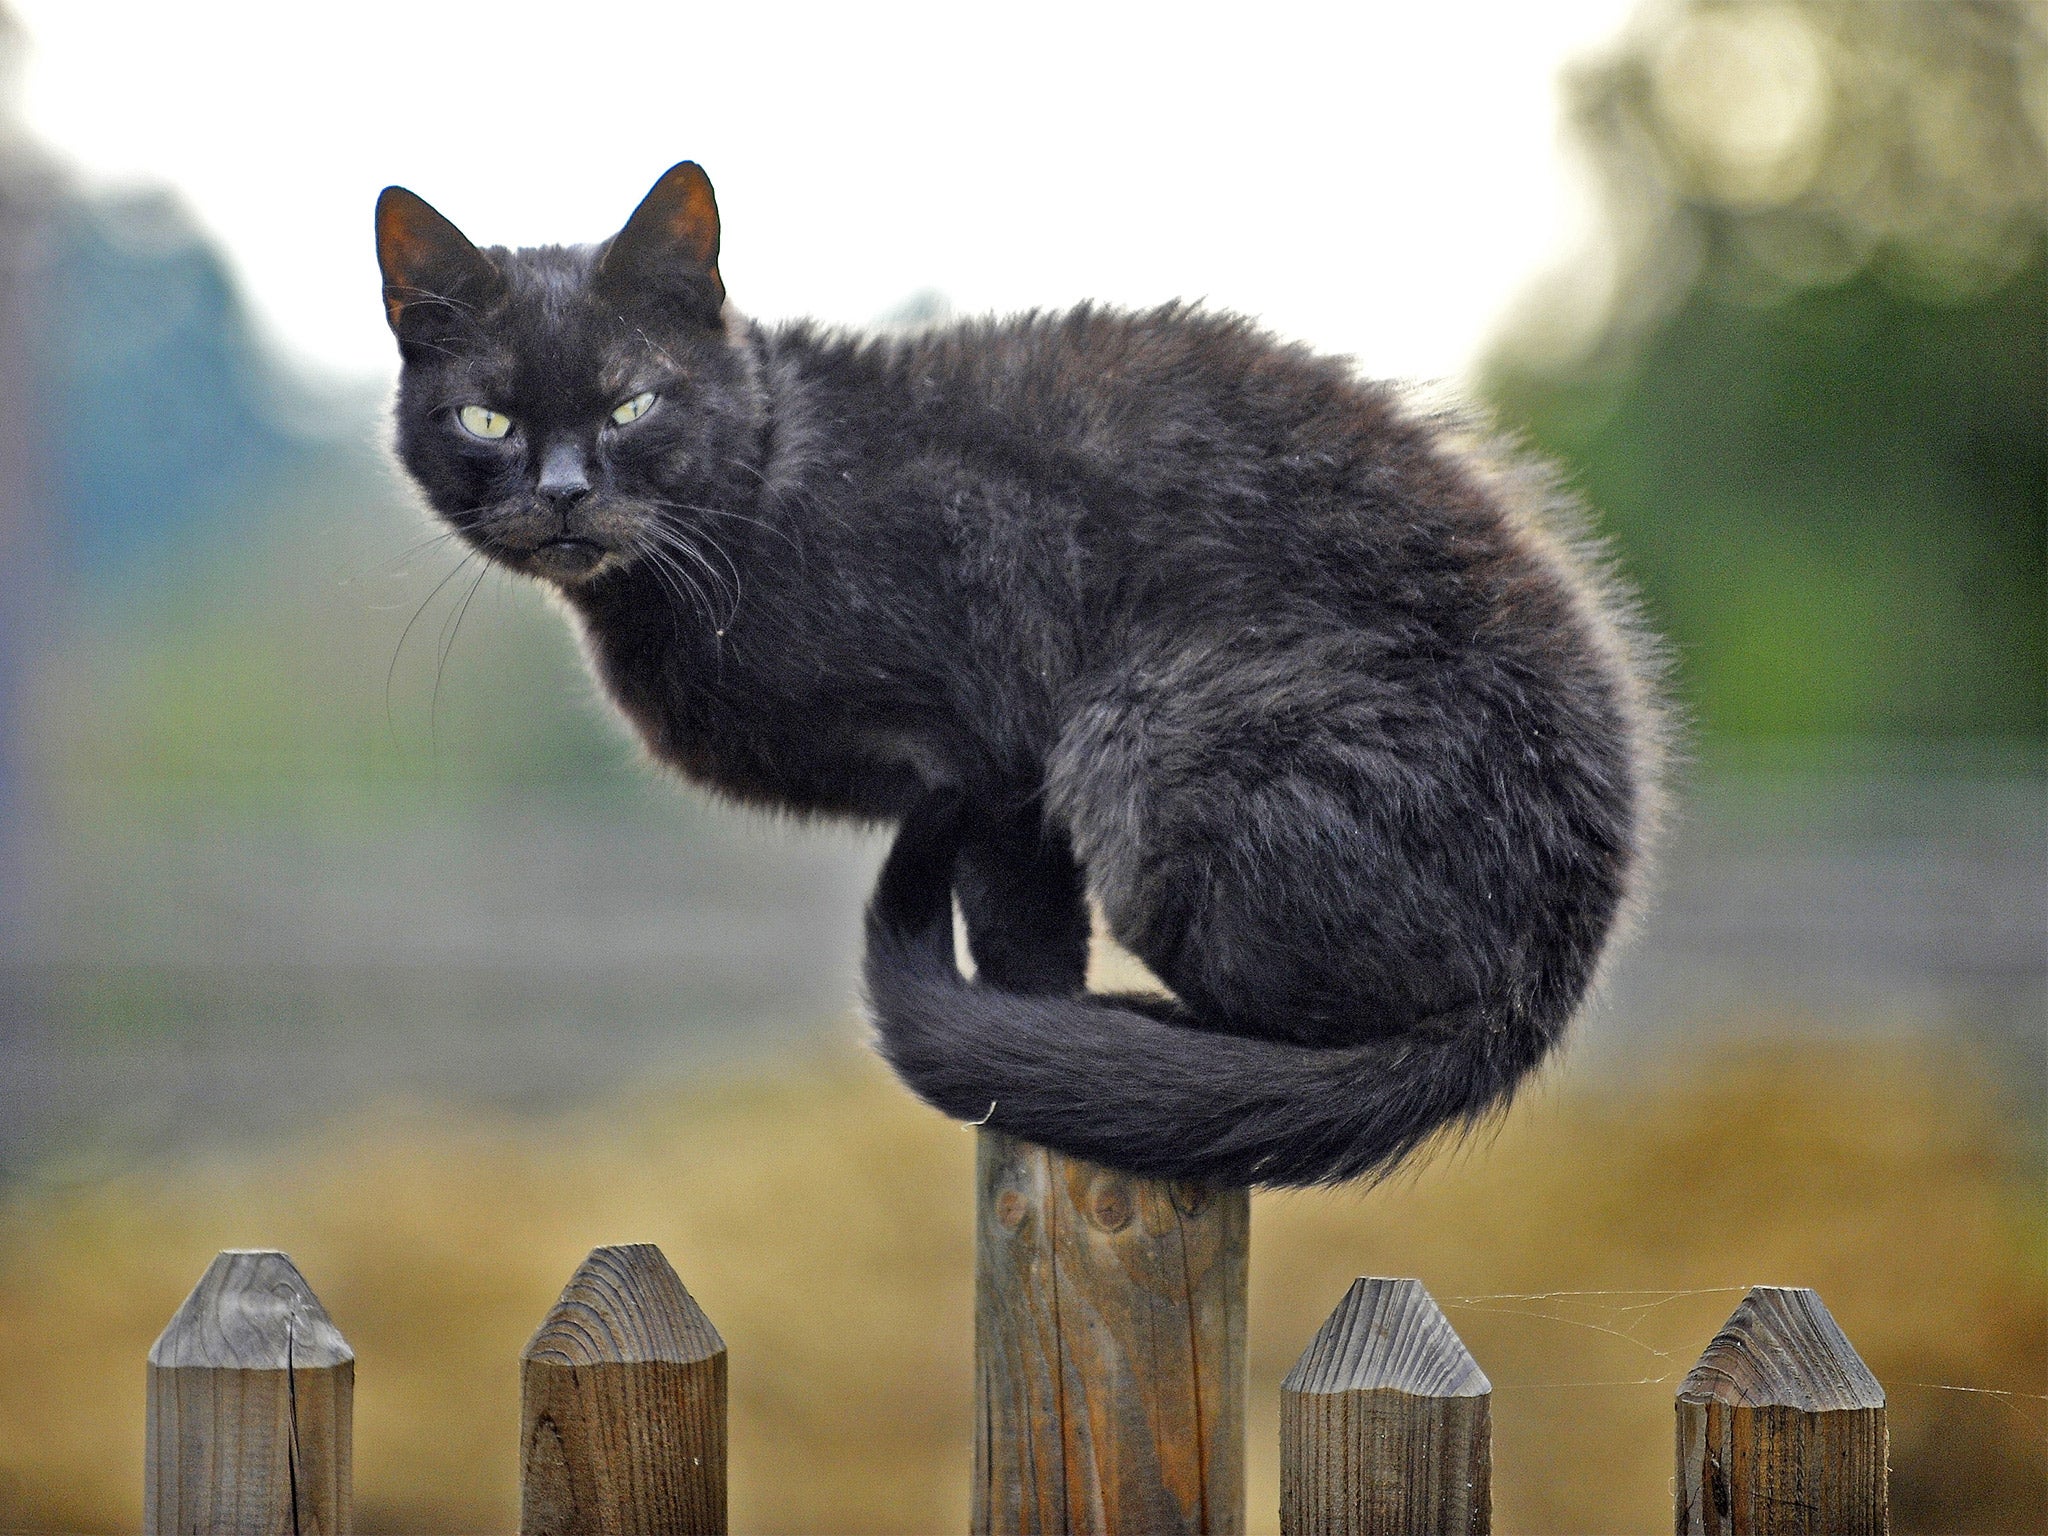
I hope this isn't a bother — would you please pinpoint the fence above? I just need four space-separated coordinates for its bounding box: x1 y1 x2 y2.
142 1130 1888 1535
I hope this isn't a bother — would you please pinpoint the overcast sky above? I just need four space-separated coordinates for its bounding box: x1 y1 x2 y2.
8 0 1636 385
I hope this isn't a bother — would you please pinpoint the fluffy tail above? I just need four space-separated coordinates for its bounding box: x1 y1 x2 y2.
863 796 1558 1189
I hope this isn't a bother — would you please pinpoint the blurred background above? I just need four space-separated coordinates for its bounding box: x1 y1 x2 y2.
0 0 2040 1530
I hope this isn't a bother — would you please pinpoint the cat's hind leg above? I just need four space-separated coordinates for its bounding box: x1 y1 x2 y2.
954 805 1092 996
1045 633 1534 1046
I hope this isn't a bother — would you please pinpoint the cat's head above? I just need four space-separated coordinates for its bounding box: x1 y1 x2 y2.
376 162 758 588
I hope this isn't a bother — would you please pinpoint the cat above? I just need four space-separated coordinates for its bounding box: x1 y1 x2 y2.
375 161 1664 1188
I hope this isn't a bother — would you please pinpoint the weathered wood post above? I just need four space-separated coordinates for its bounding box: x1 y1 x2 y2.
973 1129 1248 1535
1676 1285 1887 1535
1279 1277 1490 1536
520 1242 729 1536
145 1248 354 1535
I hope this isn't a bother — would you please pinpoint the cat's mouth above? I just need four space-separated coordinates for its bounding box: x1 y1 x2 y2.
462 495 645 585
527 536 611 581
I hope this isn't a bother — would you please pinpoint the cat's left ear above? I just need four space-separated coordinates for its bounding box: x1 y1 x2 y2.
597 162 725 324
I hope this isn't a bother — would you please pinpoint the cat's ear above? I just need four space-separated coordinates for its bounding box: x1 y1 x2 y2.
597 162 725 324
374 186 504 347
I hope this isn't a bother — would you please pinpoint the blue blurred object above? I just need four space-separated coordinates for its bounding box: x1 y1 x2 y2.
29 188 314 581
0 172 40 948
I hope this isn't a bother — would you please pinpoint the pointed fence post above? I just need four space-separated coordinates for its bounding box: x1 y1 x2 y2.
1279 1277 1490 1536
973 1129 1249 1535
144 1248 354 1535
520 1242 728 1536
1676 1285 1887 1535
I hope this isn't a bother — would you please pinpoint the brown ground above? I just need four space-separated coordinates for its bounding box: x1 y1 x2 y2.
0 1031 2040 1533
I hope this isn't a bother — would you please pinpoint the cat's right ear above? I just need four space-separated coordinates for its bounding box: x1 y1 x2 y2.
374 187 503 350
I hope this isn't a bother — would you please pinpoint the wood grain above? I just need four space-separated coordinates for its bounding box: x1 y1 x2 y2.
520 1242 728 1536
972 1129 1248 1535
1675 1286 1887 1535
144 1248 353 1535
1279 1277 1489 1536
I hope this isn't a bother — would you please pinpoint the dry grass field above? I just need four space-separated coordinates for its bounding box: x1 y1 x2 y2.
0 1030 2040 1533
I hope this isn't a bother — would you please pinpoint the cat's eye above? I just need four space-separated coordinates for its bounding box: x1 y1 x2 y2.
611 391 656 426
458 405 513 440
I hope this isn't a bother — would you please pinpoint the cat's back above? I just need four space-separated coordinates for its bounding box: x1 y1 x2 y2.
894 302 1368 485
784 304 1646 728
880 305 1591 631
882 303 1526 567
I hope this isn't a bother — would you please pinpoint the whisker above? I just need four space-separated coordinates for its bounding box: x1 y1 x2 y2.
634 535 717 630
351 528 464 592
387 549 477 743
659 495 802 555
398 283 482 315
431 559 492 765
683 532 743 623
697 504 803 554
640 522 741 630
637 543 694 615
632 326 687 376
396 335 463 361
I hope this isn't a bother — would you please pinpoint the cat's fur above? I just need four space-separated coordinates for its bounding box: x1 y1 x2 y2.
376 162 1664 1188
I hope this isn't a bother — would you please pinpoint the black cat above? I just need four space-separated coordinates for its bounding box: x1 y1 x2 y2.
376 162 1664 1188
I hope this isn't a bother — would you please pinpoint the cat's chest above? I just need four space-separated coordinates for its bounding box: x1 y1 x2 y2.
578 604 937 815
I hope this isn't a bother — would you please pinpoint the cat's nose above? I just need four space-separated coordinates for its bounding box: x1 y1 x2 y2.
536 441 592 507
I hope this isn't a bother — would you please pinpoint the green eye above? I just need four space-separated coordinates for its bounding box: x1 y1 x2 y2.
611 391 656 426
458 405 513 440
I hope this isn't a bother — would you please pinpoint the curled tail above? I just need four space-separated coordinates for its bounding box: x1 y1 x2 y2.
862 796 1559 1189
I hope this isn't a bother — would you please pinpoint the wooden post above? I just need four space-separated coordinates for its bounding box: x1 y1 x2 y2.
520 1242 728 1536
1279 1277 1490 1536
1676 1285 1887 1535
145 1248 354 1535
973 1129 1248 1535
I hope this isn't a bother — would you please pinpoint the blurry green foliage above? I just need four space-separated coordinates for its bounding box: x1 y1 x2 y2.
32 450 640 813
1486 0 2046 748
